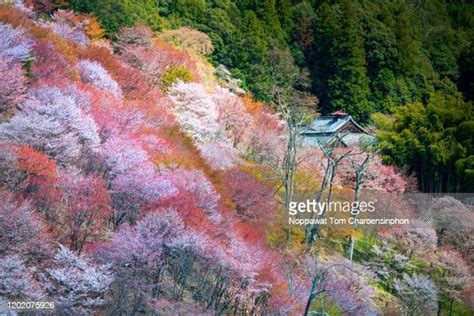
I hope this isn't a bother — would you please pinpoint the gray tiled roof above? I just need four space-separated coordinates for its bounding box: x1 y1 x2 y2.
306 116 353 133
300 115 375 147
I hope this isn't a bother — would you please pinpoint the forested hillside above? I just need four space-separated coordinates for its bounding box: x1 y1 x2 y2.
0 1 473 315
65 0 473 113
63 0 474 192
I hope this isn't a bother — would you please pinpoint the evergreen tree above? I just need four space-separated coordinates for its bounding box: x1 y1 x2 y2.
312 1 371 122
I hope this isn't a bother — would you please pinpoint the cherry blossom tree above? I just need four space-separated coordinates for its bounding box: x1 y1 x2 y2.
0 0 31 12
199 141 238 170
100 134 176 227
99 209 272 314
0 255 44 301
0 142 22 190
0 189 52 262
166 168 221 223
434 249 472 314
0 190 49 301
80 45 150 99
168 82 238 169
360 222 438 295
300 255 375 315
42 10 89 45
164 230 270 314
169 82 226 144
0 85 101 165
243 111 285 164
76 59 123 98
58 167 111 253
394 273 438 315
30 39 70 82
116 24 154 49
101 210 185 314
120 38 197 87
0 23 32 62
0 55 26 116
424 196 474 261
379 222 438 256
214 89 252 147
46 245 113 315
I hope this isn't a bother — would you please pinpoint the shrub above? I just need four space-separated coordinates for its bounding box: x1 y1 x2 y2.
160 27 214 56
116 24 154 49
160 65 193 92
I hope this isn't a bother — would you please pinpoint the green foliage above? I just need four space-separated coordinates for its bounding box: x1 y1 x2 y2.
455 155 474 192
375 92 473 192
310 296 344 316
67 0 474 123
68 0 168 33
353 233 379 261
308 0 473 122
160 65 193 92
311 1 372 122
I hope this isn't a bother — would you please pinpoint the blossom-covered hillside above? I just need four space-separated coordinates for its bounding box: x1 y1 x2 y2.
0 3 290 314
0 2 472 315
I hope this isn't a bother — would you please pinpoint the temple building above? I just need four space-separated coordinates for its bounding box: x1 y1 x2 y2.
301 111 376 148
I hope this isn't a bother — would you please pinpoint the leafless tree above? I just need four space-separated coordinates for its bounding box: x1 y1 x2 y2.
345 152 373 261
304 135 362 245
263 49 312 242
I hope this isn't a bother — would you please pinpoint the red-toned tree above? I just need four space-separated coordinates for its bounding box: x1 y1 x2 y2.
80 45 149 99
30 39 71 82
120 38 198 87
225 167 275 222
58 167 111 253
16 145 61 216
334 150 407 193
0 144 60 217
166 168 221 223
